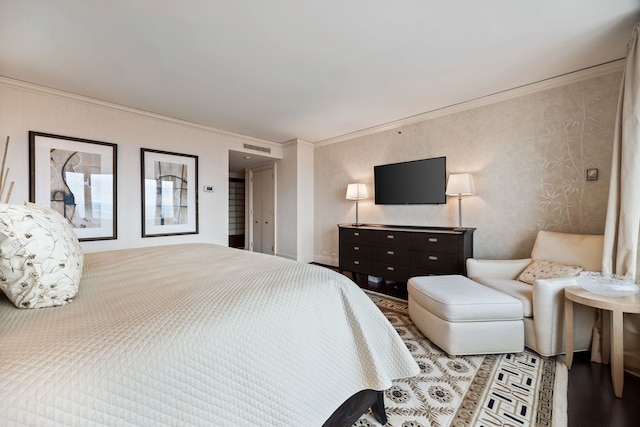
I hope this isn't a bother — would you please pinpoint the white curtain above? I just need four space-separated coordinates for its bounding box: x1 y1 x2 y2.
596 22 640 375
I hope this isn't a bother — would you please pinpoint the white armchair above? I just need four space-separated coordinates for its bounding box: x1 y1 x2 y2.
466 230 604 357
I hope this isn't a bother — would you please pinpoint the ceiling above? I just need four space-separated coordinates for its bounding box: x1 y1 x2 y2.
228 149 273 173
1 1 639 144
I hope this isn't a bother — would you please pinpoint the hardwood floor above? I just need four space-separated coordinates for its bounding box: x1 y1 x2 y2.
567 351 640 427
338 271 640 427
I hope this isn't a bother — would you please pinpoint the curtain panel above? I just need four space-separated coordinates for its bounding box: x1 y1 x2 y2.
597 22 640 376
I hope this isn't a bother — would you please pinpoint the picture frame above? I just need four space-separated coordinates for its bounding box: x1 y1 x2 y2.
141 148 199 237
29 131 117 241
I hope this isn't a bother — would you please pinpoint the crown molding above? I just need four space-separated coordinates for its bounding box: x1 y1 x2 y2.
0 76 281 148
3 58 625 149
282 138 314 148
315 59 625 147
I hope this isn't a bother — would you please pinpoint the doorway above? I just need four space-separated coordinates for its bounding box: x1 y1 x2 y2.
228 150 275 252
228 177 245 248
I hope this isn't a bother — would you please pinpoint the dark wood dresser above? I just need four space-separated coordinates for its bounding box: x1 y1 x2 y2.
338 224 475 282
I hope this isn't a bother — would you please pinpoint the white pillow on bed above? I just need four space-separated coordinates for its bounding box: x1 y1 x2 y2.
0 202 83 308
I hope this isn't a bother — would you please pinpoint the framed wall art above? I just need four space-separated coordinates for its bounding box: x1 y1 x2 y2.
29 131 117 241
141 148 199 237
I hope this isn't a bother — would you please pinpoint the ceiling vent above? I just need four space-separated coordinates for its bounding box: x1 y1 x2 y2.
243 143 271 154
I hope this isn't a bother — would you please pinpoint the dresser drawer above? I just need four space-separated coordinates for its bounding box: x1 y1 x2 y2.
411 233 459 254
340 228 375 244
340 242 372 259
340 257 372 274
411 251 460 273
370 230 413 249
372 247 410 266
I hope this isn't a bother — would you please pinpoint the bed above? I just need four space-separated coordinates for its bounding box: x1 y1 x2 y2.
0 204 419 426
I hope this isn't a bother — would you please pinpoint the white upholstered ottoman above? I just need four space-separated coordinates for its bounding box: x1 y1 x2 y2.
408 275 524 355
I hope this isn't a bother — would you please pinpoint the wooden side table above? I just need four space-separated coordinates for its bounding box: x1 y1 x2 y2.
564 286 640 398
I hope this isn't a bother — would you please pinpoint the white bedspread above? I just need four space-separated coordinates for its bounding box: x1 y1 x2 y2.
0 244 418 426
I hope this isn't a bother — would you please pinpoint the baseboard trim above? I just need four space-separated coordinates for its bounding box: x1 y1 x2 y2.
314 255 339 268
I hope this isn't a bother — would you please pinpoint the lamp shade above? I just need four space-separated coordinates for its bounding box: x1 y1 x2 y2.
445 173 475 196
346 183 368 200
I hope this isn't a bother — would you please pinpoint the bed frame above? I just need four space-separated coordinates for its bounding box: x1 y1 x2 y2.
323 390 386 426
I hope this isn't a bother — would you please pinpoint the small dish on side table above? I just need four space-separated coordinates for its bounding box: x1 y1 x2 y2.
576 271 640 298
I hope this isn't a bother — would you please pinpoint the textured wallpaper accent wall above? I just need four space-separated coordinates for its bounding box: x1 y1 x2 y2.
314 72 622 264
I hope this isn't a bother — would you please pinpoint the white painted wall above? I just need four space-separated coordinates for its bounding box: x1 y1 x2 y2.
296 140 314 263
276 142 298 260
275 139 314 262
0 78 283 253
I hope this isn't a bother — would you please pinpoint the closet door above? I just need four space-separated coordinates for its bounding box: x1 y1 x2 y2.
251 167 275 255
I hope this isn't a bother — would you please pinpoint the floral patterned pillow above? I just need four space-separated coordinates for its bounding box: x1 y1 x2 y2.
517 259 583 285
0 202 83 308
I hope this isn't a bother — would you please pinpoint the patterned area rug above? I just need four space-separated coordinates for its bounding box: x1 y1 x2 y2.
358 291 568 427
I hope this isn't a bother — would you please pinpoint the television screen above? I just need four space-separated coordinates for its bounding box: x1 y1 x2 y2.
374 156 446 204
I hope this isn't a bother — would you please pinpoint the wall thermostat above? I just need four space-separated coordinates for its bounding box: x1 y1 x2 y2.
203 185 215 192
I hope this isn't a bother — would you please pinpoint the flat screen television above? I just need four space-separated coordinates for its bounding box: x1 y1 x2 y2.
374 156 446 204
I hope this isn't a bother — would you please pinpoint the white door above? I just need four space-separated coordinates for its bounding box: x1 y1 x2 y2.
251 167 275 254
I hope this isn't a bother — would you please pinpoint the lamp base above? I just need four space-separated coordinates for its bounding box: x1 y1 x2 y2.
456 196 463 230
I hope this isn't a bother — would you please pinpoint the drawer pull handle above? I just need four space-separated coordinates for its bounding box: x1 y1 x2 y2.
353 260 360 265
429 256 438 261
354 232 360 236
387 235 394 239
429 238 438 243
354 246 360 250
387 250 394 255
387 266 395 271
